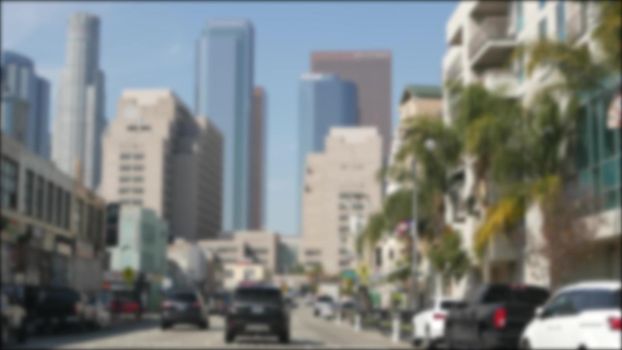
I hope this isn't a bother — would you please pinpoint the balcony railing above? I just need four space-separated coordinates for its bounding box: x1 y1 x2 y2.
469 16 512 61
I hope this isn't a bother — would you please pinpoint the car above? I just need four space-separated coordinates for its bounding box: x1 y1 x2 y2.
1 287 27 345
412 298 461 350
109 291 141 320
225 285 290 344
161 290 209 330
313 295 336 319
444 283 550 349
32 286 84 332
83 291 112 329
520 280 621 350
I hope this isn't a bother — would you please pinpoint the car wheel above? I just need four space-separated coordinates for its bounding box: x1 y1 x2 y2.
161 322 171 330
198 321 208 329
279 330 290 344
16 324 27 344
520 339 531 350
224 331 235 343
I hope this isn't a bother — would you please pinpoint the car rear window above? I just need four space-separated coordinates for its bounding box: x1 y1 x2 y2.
170 292 197 302
482 286 549 305
235 288 282 305
317 295 334 303
573 289 621 311
441 301 462 310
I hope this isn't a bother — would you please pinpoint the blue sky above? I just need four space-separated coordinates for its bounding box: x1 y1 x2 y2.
1 1 456 236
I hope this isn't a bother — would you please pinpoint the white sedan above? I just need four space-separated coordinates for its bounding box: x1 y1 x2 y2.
520 280 621 350
412 298 461 350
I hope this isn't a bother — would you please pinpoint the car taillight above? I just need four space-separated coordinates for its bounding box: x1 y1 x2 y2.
609 317 621 331
493 307 507 329
433 313 446 320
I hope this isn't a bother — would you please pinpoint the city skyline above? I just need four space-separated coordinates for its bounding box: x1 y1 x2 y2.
1 1 455 235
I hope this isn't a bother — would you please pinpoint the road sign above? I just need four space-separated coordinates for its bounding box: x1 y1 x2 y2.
122 267 135 284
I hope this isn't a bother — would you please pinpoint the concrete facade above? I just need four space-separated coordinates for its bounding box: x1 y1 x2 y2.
52 13 105 190
198 230 280 275
99 89 222 241
300 127 383 275
1 133 106 293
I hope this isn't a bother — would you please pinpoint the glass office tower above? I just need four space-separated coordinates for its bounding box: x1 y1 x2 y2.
196 19 254 232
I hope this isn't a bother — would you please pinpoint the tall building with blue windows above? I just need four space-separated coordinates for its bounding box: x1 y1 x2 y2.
195 19 254 232
295 73 358 232
1 51 51 159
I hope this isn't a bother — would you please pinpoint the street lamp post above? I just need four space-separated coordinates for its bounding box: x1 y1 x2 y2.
410 139 435 311
410 156 419 311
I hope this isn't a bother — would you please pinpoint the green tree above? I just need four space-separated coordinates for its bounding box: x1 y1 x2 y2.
428 228 470 292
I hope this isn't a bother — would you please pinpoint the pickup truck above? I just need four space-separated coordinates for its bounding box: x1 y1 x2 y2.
444 284 549 349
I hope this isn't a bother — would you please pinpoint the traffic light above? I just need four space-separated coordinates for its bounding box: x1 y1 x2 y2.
105 203 120 246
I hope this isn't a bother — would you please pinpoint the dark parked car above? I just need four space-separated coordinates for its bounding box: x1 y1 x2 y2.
26 286 83 332
161 290 209 330
445 284 549 349
225 285 290 343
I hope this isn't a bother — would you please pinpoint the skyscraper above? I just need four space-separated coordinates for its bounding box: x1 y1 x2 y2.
52 13 105 189
296 73 358 232
311 50 392 157
99 89 223 241
249 87 266 229
300 127 382 274
195 19 254 232
1 51 50 158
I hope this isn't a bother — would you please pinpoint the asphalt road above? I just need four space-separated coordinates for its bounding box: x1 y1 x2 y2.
12 307 410 349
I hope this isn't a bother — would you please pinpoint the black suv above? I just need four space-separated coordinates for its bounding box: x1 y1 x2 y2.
225 285 290 343
161 290 209 330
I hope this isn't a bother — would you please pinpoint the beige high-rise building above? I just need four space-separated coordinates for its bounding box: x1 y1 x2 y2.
99 89 222 241
300 127 383 275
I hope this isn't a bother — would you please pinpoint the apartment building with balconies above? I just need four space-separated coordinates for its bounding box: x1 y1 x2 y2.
442 0 620 297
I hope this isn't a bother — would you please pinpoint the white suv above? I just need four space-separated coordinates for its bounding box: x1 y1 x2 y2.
520 281 621 350
412 298 461 349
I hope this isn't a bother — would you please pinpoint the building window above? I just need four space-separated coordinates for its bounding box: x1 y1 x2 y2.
63 191 71 229
375 248 382 268
0 157 19 210
36 176 45 220
133 188 143 194
133 165 144 171
539 19 548 40
25 170 34 215
55 186 63 226
120 176 132 183
120 165 132 172
576 90 621 210
134 176 143 183
515 0 524 32
133 153 144 160
539 0 546 8
120 153 132 160
556 0 566 41
46 182 54 223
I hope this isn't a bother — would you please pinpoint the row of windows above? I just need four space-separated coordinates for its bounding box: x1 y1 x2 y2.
120 153 144 160
127 125 151 132
119 176 144 183
120 165 144 172
119 187 143 194
0 156 104 236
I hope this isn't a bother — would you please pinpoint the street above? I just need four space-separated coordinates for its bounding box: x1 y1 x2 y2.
13 307 409 349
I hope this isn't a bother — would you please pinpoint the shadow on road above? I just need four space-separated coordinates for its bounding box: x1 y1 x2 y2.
13 317 160 349
234 335 323 347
